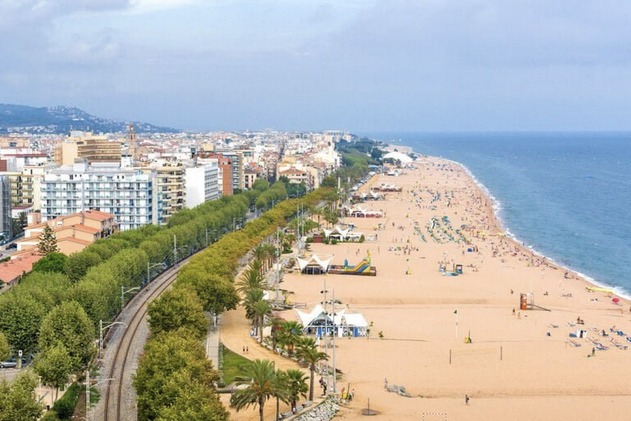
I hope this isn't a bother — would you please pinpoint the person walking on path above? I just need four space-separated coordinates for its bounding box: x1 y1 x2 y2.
465 394 470 405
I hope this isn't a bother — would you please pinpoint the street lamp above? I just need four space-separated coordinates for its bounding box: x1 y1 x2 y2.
121 285 141 309
99 320 127 359
85 370 113 421
320 280 331 395
147 261 165 284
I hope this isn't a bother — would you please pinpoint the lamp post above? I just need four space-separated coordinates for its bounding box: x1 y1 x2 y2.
147 261 164 284
320 279 330 395
275 229 282 301
99 320 127 360
85 371 113 421
121 285 141 309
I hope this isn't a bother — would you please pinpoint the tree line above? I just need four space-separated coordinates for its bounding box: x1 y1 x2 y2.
0 180 295 419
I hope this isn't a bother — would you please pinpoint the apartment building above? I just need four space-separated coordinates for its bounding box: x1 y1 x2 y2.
41 161 159 231
54 131 122 165
0 175 11 242
197 152 233 196
185 162 219 208
149 161 185 224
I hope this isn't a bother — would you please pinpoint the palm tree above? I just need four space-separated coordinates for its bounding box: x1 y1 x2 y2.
230 359 277 421
285 369 309 411
252 245 267 270
243 288 265 323
276 321 304 357
237 263 266 294
296 339 329 401
272 369 291 421
268 316 284 352
252 299 272 343
262 243 277 270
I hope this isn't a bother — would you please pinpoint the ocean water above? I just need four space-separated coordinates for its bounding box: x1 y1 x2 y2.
366 132 631 297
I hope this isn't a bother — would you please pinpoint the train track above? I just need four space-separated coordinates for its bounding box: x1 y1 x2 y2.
101 263 183 421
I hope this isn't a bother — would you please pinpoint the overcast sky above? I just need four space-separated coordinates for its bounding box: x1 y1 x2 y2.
2 0 631 132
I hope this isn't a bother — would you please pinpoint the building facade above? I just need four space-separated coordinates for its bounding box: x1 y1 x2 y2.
185 162 219 208
41 161 159 231
0 175 11 242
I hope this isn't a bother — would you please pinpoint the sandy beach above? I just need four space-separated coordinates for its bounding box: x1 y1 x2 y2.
222 155 631 421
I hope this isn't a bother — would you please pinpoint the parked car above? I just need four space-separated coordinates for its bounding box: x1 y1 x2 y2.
0 357 26 368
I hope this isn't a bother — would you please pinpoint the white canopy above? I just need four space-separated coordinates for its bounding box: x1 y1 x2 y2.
295 304 331 328
296 254 332 271
383 151 414 163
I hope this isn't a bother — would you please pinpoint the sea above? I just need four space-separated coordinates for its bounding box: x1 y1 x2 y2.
365 132 631 298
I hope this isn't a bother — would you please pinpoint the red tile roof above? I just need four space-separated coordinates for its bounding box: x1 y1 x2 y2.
0 252 42 285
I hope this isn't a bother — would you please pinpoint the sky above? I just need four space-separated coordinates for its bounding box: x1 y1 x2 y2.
2 0 631 132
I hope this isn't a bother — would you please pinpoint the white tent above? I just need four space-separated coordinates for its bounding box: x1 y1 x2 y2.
383 151 414 164
295 305 368 338
296 254 332 274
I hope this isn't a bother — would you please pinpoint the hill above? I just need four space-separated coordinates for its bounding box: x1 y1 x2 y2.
0 103 179 134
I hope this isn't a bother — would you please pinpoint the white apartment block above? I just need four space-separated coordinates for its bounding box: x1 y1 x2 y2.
185 162 220 208
41 161 160 231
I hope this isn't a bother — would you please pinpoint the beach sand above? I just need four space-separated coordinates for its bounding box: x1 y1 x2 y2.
221 155 631 420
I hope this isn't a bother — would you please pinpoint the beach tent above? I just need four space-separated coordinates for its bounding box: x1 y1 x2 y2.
295 304 335 336
295 305 368 337
323 226 364 242
323 226 349 240
296 254 332 274
383 151 413 164
339 313 369 337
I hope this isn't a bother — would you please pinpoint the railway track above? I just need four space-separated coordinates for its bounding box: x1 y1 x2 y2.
101 263 183 421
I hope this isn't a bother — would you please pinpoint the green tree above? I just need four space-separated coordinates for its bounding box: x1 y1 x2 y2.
31 252 68 273
148 288 208 340
0 371 43 421
38 301 95 372
155 371 229 421
134 330 221 421
16 271 71 312
64 251 102 282
285 369 309 411
230 359 277 421
276 320 304 358
177 271 239 316
0 294 46 354
295 338 328 401
0 331 9 361
271 369 291 421
236 263 266 295
242 288 265 323
251 299 272 343
38 225 59 255
34 343 74 401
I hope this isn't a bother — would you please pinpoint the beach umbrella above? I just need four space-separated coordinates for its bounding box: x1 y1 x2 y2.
612 297 620 304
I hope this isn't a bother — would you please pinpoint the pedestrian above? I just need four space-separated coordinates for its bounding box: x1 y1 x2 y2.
592 347 595 357
465 394 470 405
246 346 249 353
243 346 246 353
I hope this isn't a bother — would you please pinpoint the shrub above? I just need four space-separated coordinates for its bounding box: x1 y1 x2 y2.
52 383 81 420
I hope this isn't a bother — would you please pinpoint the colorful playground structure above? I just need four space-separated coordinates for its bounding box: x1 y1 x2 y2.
328 253 377 276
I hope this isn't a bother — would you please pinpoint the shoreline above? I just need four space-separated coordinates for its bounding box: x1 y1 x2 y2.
276 155 631 420
411 152 631 300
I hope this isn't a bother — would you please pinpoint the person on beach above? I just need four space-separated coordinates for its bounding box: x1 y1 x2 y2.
465 394 470 405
